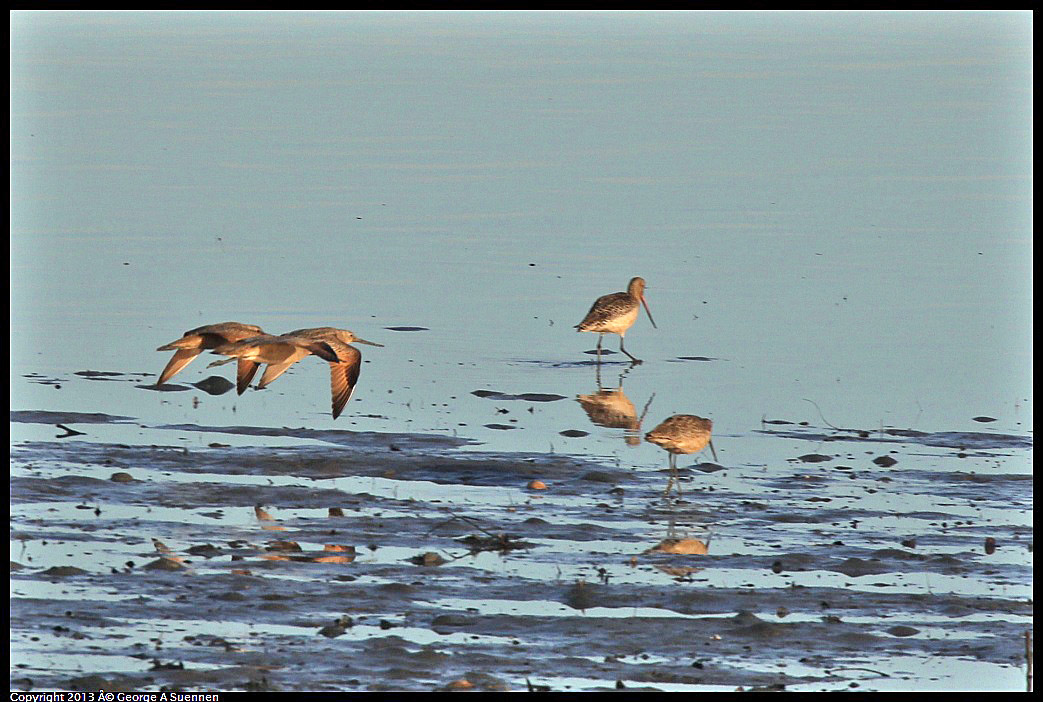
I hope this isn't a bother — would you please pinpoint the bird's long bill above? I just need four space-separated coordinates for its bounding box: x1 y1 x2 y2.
708 439 719 463
640 295 657 329
353 337 384 347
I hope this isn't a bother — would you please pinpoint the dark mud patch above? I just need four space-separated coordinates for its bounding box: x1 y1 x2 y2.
510 359 641 369
138 383 193 392
757 423 1033 451
12 410 138 425
74 370 127 380
192 376 235 395
10 419 1033 692
472 390 567 402
153 423 475 451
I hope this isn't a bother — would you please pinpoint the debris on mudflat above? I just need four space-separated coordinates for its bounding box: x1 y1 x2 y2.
458 532 534 554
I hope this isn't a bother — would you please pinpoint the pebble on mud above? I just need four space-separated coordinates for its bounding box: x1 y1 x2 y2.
873 455 898 467
528 479 547 490
318 616 354 638
109 472 134 482
886 625 920 637
323 544 356 553
413 552 446 566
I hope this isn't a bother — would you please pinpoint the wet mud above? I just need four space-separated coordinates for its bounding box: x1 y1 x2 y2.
10 410 1033 692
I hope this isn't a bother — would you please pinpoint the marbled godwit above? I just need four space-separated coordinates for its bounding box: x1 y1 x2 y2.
576 277 657 364
156 322 266 389
210 327 383 420
644 414 718 496
207 331 339 396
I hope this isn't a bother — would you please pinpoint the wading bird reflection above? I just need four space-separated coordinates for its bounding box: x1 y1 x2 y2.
576 366 654 446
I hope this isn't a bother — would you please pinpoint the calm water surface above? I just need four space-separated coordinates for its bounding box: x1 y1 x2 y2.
10 11 1032 692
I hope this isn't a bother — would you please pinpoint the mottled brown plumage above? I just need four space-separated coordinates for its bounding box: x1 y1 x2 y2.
645 414 718 496
156 322 266 388
210 327 382 419
576 277 656 363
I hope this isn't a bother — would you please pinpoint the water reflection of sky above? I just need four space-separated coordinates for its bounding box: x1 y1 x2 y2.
11 12 1032 464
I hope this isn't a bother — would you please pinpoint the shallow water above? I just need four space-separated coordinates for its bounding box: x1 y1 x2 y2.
10 398 1033 692
10 11 1033 692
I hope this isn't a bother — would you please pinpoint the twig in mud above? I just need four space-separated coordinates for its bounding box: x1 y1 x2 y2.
427 511 531 554
802 399 843 431
1027 630 1033 693
426 511 500 539
55 424 86 438
829 667 891 678
526 678 551 692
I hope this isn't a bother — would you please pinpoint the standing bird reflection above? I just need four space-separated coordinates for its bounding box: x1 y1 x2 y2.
576 277 656 364
645 414 718 497
576 366 654 446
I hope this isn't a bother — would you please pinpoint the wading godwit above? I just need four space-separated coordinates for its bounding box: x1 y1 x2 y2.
576 277 657 364
156 322 266 388
644 414 718 496
210 327 383 419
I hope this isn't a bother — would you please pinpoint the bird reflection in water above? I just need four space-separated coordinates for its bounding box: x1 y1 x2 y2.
575 365 654 446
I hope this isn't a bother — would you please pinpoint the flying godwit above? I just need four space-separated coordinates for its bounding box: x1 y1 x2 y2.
210 327 383 419
576 277 657 364
207 331 340 396
155 322 266 388
644 414 718 496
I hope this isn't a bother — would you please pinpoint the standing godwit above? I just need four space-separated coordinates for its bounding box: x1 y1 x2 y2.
210 327 383 419
644 414 718 496
156 322 266 388
576 277 657 364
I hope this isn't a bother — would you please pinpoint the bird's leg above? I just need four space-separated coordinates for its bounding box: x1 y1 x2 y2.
619 336 642 365
207 357 237 368
595 334 604 365
663 453 677 498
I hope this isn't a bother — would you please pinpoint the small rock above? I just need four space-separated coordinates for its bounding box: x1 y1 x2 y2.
886 625 920 637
